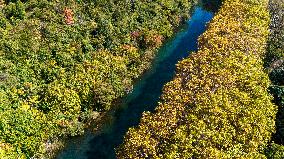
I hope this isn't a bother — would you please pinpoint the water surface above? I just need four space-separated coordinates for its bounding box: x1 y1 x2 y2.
57 6 214 159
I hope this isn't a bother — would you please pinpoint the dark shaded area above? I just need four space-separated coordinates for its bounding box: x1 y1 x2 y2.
57 7 214 159
265 0 284 147
270 85 284 143
199 0 222 12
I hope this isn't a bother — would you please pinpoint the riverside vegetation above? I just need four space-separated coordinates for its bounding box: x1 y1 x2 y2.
0 0 198 158
117 0 279 158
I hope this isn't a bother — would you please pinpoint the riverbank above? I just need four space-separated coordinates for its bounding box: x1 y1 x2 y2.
0 0 200 158
56 5 215 159
117 0 276 158
43 2 200 158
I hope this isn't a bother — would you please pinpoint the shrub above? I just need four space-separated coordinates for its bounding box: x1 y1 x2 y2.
117 0 276 158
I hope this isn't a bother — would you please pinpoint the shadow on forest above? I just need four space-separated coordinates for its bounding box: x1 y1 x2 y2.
199 0 222 13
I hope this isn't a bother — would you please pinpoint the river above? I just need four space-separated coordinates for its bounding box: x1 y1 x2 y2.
57 5 214 159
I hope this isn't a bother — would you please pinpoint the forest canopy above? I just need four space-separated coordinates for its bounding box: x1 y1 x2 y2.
117 0 277 158
0 0 197 158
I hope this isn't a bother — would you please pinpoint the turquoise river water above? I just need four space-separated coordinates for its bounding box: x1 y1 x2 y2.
57 5 214 159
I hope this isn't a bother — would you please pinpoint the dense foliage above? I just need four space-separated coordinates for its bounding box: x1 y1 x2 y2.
264 0 284 157
265 143 284 159
266 0 284 143
0 0 197 158
117 0 277 158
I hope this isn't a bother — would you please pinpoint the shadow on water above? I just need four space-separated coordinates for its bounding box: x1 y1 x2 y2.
57 5 215 159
